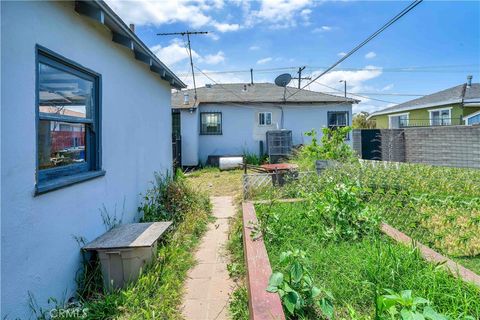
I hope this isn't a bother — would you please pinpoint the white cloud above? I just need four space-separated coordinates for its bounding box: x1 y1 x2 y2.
305 66 383 112
150 39 199 66
201 51 226 65
105 0 240 33
312 25 332 33
337 52 347 57
365 51 376 59
249 45 260 51
381 83 394 91
257 57 273 64
179 70 247 88
150 40 225 66
249 0 314 28
212 22 240 32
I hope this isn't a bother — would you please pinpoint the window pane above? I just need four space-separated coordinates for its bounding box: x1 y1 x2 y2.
328 112 348 127
38 120 86 169
259 113 265 125
201 113 221 134
38 63 93 119
468 114 480 125
266 113 272 125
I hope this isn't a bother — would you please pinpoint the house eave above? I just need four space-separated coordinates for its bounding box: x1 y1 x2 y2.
75 0 186 89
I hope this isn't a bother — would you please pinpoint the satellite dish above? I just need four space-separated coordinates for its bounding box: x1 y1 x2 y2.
274 73 292 87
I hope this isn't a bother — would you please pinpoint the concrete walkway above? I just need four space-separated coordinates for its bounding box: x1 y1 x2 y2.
182 196 235 320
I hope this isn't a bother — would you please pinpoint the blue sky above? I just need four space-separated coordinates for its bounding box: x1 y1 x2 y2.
106 0 480 113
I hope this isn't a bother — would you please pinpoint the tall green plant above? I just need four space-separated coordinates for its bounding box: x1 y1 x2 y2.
294 127 356 170
267 250 334 319
376 290 449 320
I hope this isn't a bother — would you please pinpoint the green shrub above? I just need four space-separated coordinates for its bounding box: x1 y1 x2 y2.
305 177 379 242
267 250 334 319
139 171 211 226
293 127 357 170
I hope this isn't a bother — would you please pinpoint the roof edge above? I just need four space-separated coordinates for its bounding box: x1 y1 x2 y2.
368 98 462 119
77 0 186 89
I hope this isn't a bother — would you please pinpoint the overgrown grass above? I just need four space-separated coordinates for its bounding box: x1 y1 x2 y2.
320 162 480 275
186 167 243 197
80 173 212 319
256 201 480 319
226 197 249 320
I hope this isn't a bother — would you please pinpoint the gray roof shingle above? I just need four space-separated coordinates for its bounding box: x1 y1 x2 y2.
370 83 480 117
171 83 358 109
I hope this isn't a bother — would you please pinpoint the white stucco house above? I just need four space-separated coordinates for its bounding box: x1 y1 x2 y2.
1 1 185 318
172 83 357 166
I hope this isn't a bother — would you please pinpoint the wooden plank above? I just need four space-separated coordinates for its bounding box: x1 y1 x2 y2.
75 1 104 24
83 222 172 250
112 31 134 50
242 202 285 320
381 223 480 288
134 49 151 64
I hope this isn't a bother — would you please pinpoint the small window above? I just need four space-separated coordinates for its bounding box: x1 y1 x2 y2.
200 112 222 135
36 47 102 193
328 111 348 129
389 114 409 128
430 109 451 126
328 111 349 139
466 112 480 125
258 112 272 126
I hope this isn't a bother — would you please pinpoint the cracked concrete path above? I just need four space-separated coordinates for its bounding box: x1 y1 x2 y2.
181 196 235 320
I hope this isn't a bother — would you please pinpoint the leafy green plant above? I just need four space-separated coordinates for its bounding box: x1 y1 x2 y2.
267 250 334 319
229 286 250 320
308 177 379 242
139 171 211 226
243 151 269 165
294 127 356 170
376 290 448 320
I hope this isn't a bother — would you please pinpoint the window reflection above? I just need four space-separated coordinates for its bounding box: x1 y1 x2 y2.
38 120 86 169
38 63 92 119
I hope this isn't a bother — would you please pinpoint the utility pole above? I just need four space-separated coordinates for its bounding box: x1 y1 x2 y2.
292 66 311 89
339 80 347 98
250 68 254 85
157 31 208 101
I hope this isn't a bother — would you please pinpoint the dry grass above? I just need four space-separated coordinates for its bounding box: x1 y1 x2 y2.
186 168 244 197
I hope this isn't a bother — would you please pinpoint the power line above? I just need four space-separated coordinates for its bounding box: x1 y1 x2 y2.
286 0 424 101
312 80 398 104
174 64 477 77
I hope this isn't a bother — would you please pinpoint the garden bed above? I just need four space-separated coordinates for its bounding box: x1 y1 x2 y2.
255 200 480 319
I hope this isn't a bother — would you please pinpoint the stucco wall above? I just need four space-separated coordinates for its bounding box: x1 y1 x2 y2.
1 2 172 318
195 103 352 164
180 109 200 166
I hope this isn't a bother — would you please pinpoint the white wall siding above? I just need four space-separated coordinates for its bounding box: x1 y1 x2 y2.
195 103 352 164
1 2 172 318
283 104 352 145
180 109 200 166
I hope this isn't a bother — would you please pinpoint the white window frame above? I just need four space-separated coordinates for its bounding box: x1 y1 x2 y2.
464 110 480 125
258 112 272 126
388 113 409 129
428 107 452 126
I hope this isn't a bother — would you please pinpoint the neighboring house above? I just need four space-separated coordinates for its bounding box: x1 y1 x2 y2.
172 83 357 166
1 1 185 318
368 77 480 128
